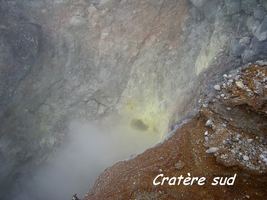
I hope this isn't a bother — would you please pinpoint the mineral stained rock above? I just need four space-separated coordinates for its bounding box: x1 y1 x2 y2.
1 0 267 199
85 64 267 200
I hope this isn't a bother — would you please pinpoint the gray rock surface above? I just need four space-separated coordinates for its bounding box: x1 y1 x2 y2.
225 0 241 15
254 16 267 41
254 6 266 20
241 0 258 14
190 0 208 8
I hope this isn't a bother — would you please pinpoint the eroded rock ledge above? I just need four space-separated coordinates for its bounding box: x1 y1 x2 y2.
85 63 267 200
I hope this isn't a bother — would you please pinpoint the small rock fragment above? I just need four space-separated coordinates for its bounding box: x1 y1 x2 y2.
247 139 253 143
235 80 245 89
226 107 232 111
175 160 185 170
243 155 249 161
260 154 267 165
206 147 219 154
202 103 208 108
232 136 240 142
214 85 221 91
205 119 213 127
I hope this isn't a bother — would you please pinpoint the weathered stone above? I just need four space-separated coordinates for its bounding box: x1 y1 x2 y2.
242 49 256 63
247 139 253 143
214 84 221 91
235 80 246 89
7 23 41 63
230 39 245 57
253 6 266 21
246 16 261 34
251 37 267 56
260 0 267 11
1 1 267 199
69 15 87 26
239 37 251 46
189 6 204 22
224 0 241 15
202 0 219 20
205 119 213 127
206 147 219 154
85 64 267 200
243 155 249 161
190 0 208 8
175 160 185 170
241 0 258 14
254 16 267 41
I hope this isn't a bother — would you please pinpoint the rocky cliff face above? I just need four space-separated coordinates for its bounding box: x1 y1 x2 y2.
85 63 267 200
0 0 267 199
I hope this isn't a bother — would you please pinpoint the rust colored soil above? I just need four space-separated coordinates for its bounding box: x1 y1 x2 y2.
84 64 267 200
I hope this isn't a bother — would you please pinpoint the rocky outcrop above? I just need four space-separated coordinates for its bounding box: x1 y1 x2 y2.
85 63 267 200
201 63 267 172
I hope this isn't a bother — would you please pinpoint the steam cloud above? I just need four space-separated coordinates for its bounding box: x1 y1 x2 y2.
10 119 160 200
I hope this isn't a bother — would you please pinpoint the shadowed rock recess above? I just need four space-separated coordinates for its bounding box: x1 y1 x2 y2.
0 0 267 199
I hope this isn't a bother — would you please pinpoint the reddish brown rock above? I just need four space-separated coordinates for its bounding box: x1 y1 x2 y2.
84 64 267 200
